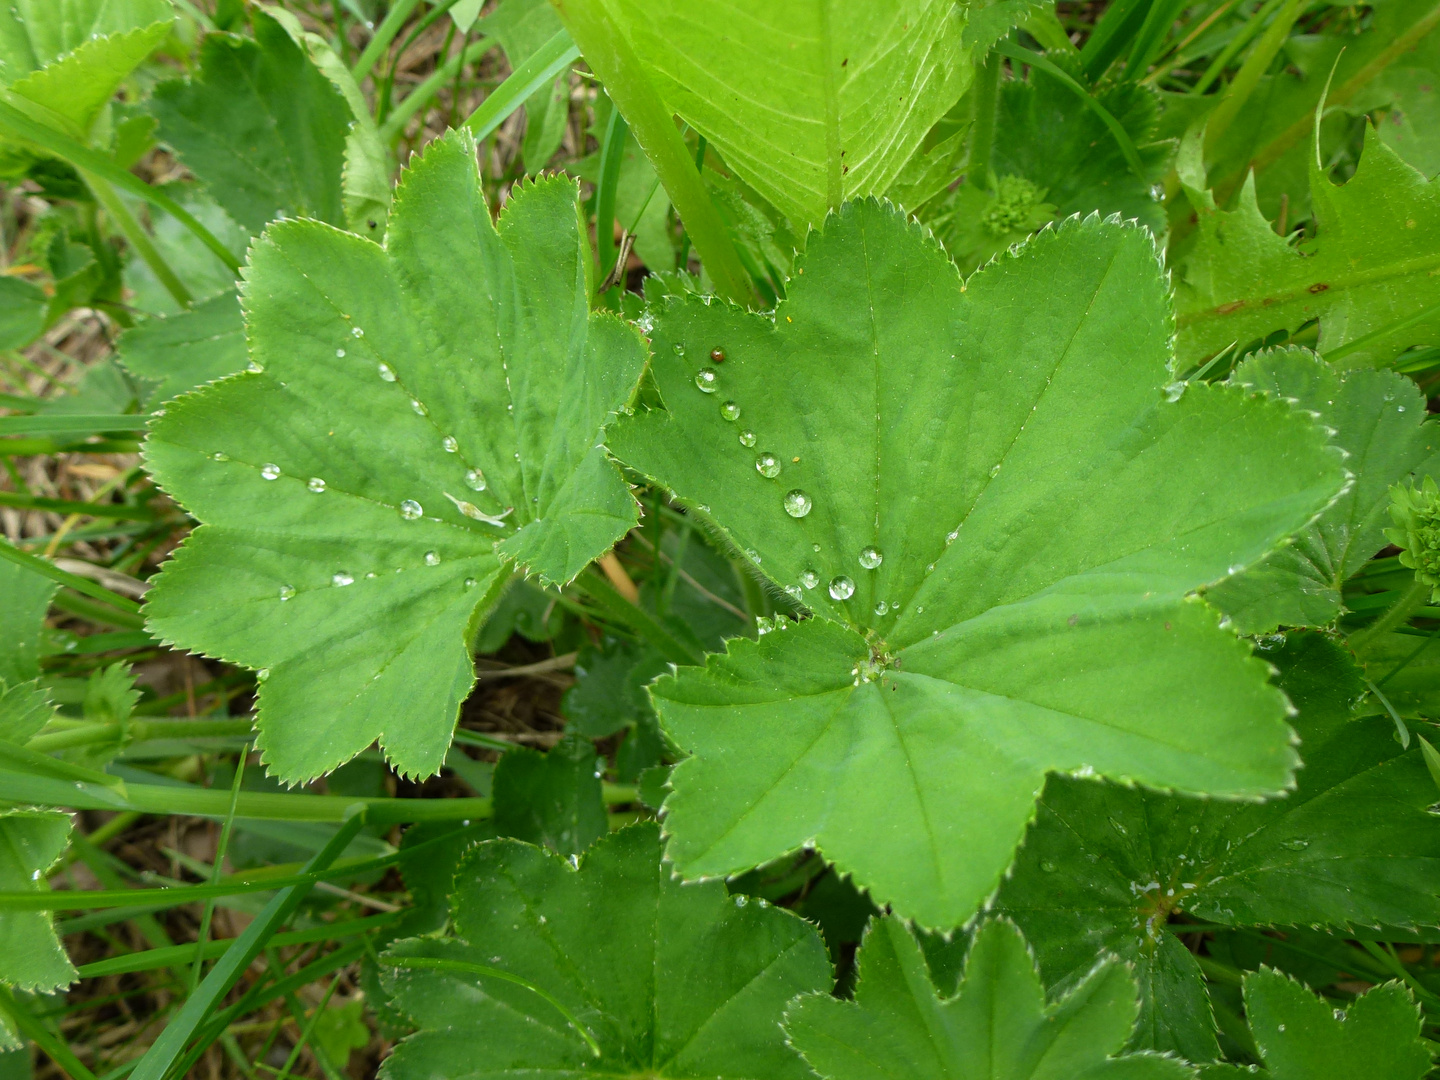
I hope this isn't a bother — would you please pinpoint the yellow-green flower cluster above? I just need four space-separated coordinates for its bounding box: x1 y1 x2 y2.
1385 476 1440 601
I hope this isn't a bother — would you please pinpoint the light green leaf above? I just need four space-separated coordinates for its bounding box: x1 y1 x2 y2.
148 11 350 234
598 0 973 227
608 202 1344 927
786 917 1194 1080
117 290 246 405
1375 28 1440 179
0 276 46 350
1242 969 1433 1080
1206 347 1440 633
0 681 55 745
310 999 370 1072
1176 127 1440 368
991 632 1440 1061
119 184 249 316
563 637 667 738
379 823 830 1079
0 810 76 994
491 734 607 856
143 131 646 784
484 0 572 174
0 559 55 687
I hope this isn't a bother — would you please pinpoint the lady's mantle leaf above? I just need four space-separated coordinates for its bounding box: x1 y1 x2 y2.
144 130 646 784
1207 347 1440 633
1241 969 1432 1080
379 823 830 1079
608 202 1346 928
0 810 76 1030
785 916 1194 1080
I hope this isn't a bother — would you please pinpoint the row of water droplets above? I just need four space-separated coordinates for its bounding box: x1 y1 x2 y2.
683 341 890 613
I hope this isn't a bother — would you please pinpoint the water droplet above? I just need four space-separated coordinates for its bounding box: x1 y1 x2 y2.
410 398 428 416
425 550 440 566
351 326 364 338
989 463 1001 478
211 451 229 461
400 499 423 520
695 369 718 393
828 576 855 600
745 548 762 564
1277 1024 1285 1033
1040 860 1057 873
377 363 396 382
710 348 726 363
801 570 819 589
332 571 355 587
260 463 280 480
465 469 487 491
336 348 346 358
672 343 685 356
916 605 924 613
812 543 821 553
247 360 264 373
784 584 802 600
756 615 774 635
756 453 781 478
307 476 326 493
739 429 756 447
874 600 888 615
946 529 959 545
443 436 458 453
279 585 296 601
783 489 811 517
720 400 741 421
1164 381 1185 402
1280 837 1310 850
734 893 748 907
1399 405 1407 412
1109 817 1127 835
859 546 883 569
464 577 478 588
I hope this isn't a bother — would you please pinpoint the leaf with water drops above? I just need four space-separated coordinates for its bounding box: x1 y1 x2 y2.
607 201 1346 928
144 130 646 784
1206 347 1440 634
379 823 830 1079
986 632 1440 1063
785 916 1194 1080
0 808 77 1047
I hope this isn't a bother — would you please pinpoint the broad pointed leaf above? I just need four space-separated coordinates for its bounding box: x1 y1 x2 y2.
491 734 607 856
379 823 830 1079
144 130 646 783
600 0 973 226
608 202 1344 927
117 290 246 405
990 632 1440 1061
1207 347 1440 633
1241 969 1433 1080
0 810 76 1000
1176 127 1440 368
785 917 1194 1080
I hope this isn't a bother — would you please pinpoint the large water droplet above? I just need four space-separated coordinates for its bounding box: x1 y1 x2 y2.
672 343 686 356
801 570 819 589
783 489 811 517
378 363 396 382
465 469 487 491
720 400 740 421
260 463 280 480
756 453 781 479
874 600 888 615
1163 381 1185 402
351 326 364 338
278 585 296 601
739 429 756 447
400 499 423 520
695 369 718 393
332 571 355 587
410 398 428 416
828 576 855 600
442 435 458 453
859 546 883 569
784 584 802 600
425 550 440 566
307 477 326 493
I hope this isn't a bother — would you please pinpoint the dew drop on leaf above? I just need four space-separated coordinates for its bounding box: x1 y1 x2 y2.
720 400 740 421
410 398 428 416
1040 860 1057 873
260 463 280 480
465 469 487 491
784 584 802 600
783 489 811 517
746 548 762 563
425 550 440 566
442 436 458 453
874 600 888 615
211 451 228 461
859 546 883 569
1280 838 1310 850
695 369 718 393
1164 381 1185 402
378 363 396 382
739 429 756 447
672 343 685 356
247 360 264 373
351 326 364 338
756 453 781 478
828 576 855 600
989 463 1001 478
278 585 295 601
400 499 423 520
307 477 326 493
336 348 345 358
332 571 354 587
710 348 726 363
801 569 819 589
464 577 478 588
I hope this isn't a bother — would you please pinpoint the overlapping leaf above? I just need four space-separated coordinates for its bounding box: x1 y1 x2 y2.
1176 127 1440 368
989 632 1440 1062
786 917 1193 1080
144 130 647 784
609 201 1344 928
380 823 830 1079
1206 348 1440 633
117 290 246 405
599 0 972 227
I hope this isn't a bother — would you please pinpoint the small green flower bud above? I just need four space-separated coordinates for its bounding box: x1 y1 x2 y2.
1384 475 1440 601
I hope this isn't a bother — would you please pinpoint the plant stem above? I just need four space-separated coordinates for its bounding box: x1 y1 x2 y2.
379 37 493 143
352 0 423 83
968 51 1001 191
1203 0 1304 154
550 0 756 306
84 172 192 309
1351 576 1431 652
461 30 579 141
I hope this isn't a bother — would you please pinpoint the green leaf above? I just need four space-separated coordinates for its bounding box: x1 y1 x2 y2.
608 202 1344 927
379 823 830 1078
1375 28 1440 179
563 637 667 738
472 578 562 653
0 276 46 350
491 734 607 856
117 290 246 405
483 0 572 174
143 130 646 784
990 631 1440 1061
1241 969 1433 1080
1176 127 1440 368
310 999 370 1072
785 916 1194 1080
0 810 76 995
1206 347 1440 633
0 558 55 687
148 11 350 234
597 0 973 227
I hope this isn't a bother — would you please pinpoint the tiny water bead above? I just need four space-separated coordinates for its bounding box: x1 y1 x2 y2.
828 576 855 601
336 348 346 358
278 585 296 601
260 463 280 480
465 468 487 491
695 369 718 393
756 453 781 479
874 600 889 615
378 363 396 382
739 429 757 447
410 398 428 416
443 435 458 453
464 577 478 588
247 360 264 373
672 343 686 356
784 584 803 600
720 400 741 421
211 451 228 461
859 546 883 569
351 326 364 338
332 571 355 587
710 347 726 363
425 550 441 566
306 477 326 493
400 499 424 520
783 489 812 517
800 569 819 589
989 463 1001 478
